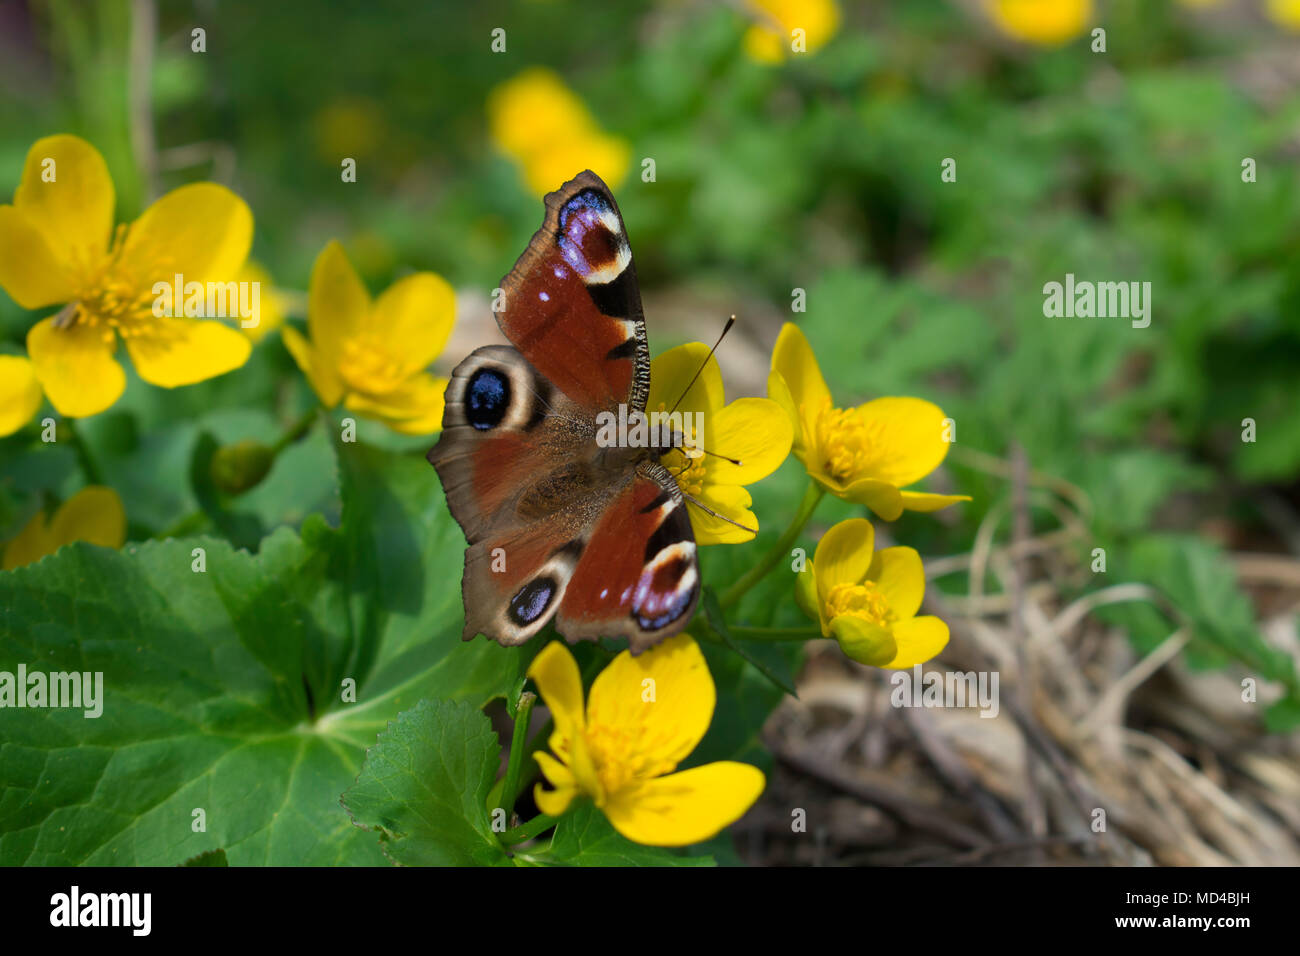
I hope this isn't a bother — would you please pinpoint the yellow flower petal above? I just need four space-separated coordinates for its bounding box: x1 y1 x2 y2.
307 241 369 367
533 782 577 818
586 633 715 772
533 751 575 790
812 517 875 608
883 616 950 669
0 355 43 437
647 343 724 418
48 486 126 550
601 761 764 847
1268 0 1300 29
125 318 252 388
794 566 819 626
532 750 580 816
121 183 252 286
866 546 925 621
838 476 905 520
26 317 126 418
765 368 802 454
0 206 75 309
770 323 831 425
527 640 587 750
831 615 896 666
899 490 970 513
14 134 114 277
687 483 757 545
369 272 455 375
854 396 951 488
987 0 1092 46
2 509 52 570
520 133 631 198
281 325 344 407
704 397 793 486
342 373 447 435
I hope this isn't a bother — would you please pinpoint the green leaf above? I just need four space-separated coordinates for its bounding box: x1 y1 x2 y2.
702 586 797 697
518 803 714 867
342 699 511 866
0 441 520 864
1264 695 1300 734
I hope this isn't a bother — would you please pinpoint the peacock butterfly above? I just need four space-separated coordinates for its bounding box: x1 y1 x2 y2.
428 170 701 653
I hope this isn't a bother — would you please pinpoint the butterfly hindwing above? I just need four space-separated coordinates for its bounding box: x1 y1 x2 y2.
498 170 649 414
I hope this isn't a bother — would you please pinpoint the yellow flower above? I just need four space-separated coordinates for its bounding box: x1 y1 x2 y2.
281 241 454 435
1266 0 1300 29
986 0 1092 46
647 342 793 544
796 518 948 668
0 135 254 418
528 634 765 847
0 355 43 437
2 486 126 570
768 323 967 520
236 261 289 345
487 68 630 197
743 0 840 64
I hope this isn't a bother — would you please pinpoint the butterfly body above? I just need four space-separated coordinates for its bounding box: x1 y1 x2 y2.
429 171 699 653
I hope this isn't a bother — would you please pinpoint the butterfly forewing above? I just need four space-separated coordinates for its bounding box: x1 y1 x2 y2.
429 170 698 654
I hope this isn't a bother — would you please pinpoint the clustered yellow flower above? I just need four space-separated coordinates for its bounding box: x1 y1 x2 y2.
280 241 455 435
528 634 765 846
486 68 630 197
796 517 949 668
985 0 1092 46
769 323 968 521
2 486 126 570
742 0 841 63
647 343 793 544
1267 0 1300 29
0 135 254 422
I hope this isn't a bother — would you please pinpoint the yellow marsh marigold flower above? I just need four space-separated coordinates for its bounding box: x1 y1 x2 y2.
986 0 1092 46
0 135 254 418
1267 0 1300 29
795 517 948 668
743 0 840 64
0 355 43 437
2 486 126 570
768 323 967 520
646 342 792 545
281 241 454 435
528 634 765 846
487 68 630 197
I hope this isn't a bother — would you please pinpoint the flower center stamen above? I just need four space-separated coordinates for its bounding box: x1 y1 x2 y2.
826 580 893 628
812 396 884 484
58 223 162 340
338 337 407 395
582 721 678 800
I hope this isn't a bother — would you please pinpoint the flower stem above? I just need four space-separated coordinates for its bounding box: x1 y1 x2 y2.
498 691 536 819
720 481 824 609
62 418 104 487
499 813 560 846
271 406 321 456
727 625 823 641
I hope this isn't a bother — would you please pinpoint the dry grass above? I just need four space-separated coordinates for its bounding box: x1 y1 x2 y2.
739 447 1300 866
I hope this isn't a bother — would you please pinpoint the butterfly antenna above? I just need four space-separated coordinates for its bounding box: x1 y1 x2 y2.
681 491 757 535
667 315 735 417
